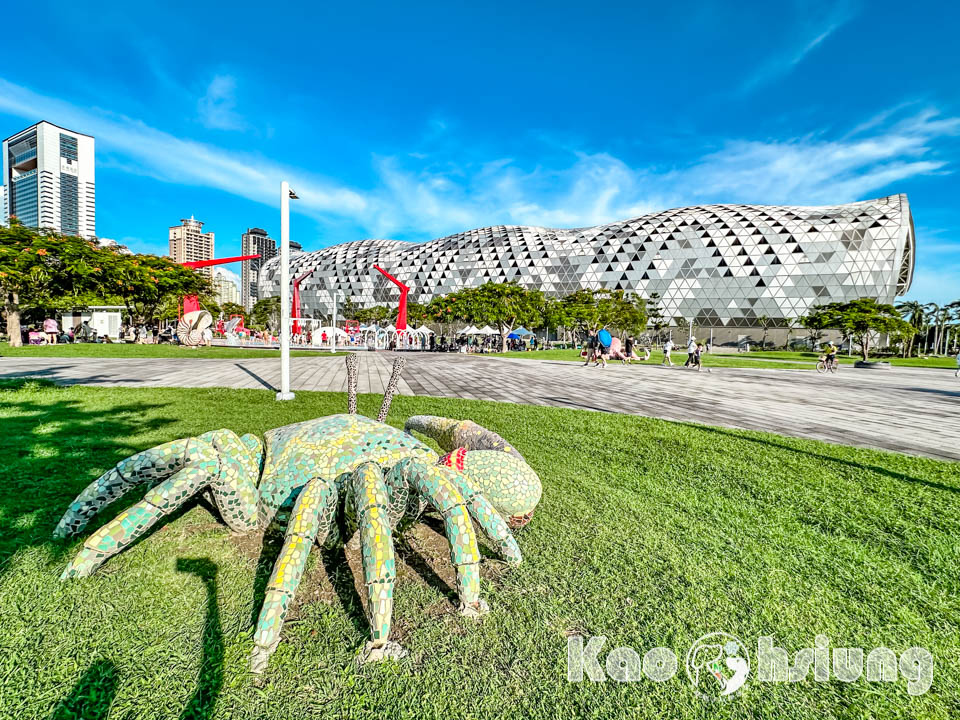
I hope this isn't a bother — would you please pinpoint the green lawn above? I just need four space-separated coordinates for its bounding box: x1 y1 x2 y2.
491 348 812 370
738 350 959 369
0 343 346 360
1 381 958 719
496 348 958 370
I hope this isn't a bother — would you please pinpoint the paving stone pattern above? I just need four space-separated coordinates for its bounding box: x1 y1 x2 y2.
2 353 958 461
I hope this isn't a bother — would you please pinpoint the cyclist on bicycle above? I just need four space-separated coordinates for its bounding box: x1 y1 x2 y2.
824 341 838 369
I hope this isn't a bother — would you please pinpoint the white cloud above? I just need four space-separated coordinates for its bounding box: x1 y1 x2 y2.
740 1 860 93
197 74 245 131
0 77 956 258
0 77 368 222
360 108 958 238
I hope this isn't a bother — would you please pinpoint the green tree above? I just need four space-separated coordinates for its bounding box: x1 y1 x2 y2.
646 292 666 344
757 315 773 350
805 298 914 362
221 302 247 322
783 317 801 349
405 301 428 328
453 283 543 352
0 221 109 346
340 296 360 322
252 296 281 332
894 300 926 357
95 249 211 325
595 290 647 337
801 310 831 349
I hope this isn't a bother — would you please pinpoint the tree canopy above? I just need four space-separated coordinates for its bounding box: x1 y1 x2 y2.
449 282 543 351
1 221 209 345
804 298 914 361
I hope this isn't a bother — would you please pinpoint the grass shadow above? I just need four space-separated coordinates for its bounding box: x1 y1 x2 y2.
319 543 369 636
176 558 224 720
0 379 179 580
683 422 960 494
248 525 285 630
45 659 118 720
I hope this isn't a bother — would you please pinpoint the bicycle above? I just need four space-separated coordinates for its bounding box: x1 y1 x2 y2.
816 355 839 374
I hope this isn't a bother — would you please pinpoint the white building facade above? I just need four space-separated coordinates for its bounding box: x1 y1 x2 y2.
259 194 915 331
169 216 215 278
2 121 95 238
214 270 240 306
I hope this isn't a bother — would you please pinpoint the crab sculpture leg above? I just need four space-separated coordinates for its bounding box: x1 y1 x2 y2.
54 355 542 674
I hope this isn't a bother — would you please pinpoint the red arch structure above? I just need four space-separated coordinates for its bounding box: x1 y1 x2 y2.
180 254 261 315
373 265 410 331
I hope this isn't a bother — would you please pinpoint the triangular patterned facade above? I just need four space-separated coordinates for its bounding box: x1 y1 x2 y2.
259 194 915 328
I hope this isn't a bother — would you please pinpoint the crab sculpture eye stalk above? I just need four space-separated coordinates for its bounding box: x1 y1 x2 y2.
53 354 542 673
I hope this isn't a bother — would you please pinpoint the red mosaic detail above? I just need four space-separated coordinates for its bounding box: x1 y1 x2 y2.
439 448 467 472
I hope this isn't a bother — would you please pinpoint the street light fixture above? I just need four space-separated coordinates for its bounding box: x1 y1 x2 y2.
277 181 298 401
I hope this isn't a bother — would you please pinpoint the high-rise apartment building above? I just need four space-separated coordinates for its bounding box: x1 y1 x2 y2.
169 216 215 278
240 227 277 310
2 121 96 238
214 270 240 306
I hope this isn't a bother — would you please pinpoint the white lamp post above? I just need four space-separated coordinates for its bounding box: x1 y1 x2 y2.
276 181 298 401
329 289 339 353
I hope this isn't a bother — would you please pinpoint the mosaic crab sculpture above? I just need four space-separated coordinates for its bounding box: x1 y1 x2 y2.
53 355 542 672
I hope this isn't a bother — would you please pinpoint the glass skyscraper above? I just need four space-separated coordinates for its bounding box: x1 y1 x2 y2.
1 121 96 238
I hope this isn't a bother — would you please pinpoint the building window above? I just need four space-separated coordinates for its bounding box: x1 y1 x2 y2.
60 134 78 161
11 170 39 227
60 173 79 235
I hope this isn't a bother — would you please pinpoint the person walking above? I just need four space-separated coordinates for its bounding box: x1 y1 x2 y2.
43 317 59 344
693 343 705 372
583 330 597 367
662 338 675 366
685 336 697 367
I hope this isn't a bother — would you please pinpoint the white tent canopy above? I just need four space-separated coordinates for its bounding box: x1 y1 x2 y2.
384 324 396 332
417 325 434 334
460 325 480 335
478 325 497 335
313 325 349 337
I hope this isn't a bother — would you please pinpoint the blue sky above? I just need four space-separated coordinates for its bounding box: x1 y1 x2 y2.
2 0 959 302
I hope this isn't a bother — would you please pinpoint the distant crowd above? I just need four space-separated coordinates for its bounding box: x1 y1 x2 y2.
582 330 710 372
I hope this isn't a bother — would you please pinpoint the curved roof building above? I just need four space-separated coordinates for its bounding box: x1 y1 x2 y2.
260 193 914 327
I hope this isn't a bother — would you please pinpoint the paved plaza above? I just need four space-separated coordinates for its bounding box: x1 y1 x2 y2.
2 352 958 461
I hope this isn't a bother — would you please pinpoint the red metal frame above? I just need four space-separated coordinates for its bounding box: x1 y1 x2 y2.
373 264 410 331
291 269 314 335
179 254 260 315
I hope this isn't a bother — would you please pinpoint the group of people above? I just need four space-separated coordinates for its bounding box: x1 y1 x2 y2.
583 331 709 371
121 324 174 344
660 337 710 371
23 318 102 345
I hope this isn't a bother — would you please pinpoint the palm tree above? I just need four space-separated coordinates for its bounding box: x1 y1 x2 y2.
922 303 940 354
896 300 926 357
757 315 772 350
945 301 960 355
